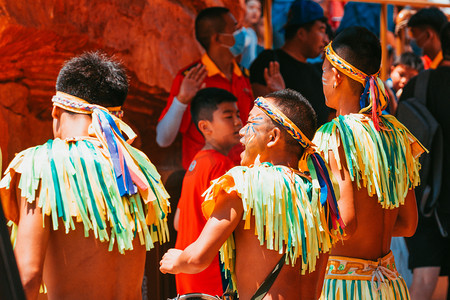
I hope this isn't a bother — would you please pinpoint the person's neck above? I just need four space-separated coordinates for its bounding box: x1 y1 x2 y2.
207 49 234 80
426 44 441 61
281 42 307 63
202 140 233 156
260 150 299 170
57 113 92 140
334 89 361 116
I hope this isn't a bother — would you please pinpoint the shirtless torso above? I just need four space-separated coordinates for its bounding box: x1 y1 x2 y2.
234 218 329 300
42 223 146 300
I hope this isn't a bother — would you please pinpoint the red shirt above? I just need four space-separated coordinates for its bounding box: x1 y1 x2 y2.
159 54 254 169
175 150 235 295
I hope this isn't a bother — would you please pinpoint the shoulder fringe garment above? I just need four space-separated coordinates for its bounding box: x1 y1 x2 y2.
313 113 426 209
0 91 170 252
202 162 344 290
0 138 170 254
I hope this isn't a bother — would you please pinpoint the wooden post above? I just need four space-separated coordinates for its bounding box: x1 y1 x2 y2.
380 3 389 80
263 0 273 49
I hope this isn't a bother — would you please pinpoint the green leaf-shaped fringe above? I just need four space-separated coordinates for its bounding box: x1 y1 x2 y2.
202 163 339 291
313 114 425 209
0 138 170 253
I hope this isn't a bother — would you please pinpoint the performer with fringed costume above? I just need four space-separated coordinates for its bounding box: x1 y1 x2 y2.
313 27 425 300
0 52 170 300
161 89 343 300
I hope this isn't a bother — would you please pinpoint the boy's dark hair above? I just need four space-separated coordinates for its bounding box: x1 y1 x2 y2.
191 88 237 133
408 7 448 34
56 51 128 107
265 89 317 157
331 26 381 94
284 18 327 41
441 23 450 61
195 7 230 51
393 52 424 72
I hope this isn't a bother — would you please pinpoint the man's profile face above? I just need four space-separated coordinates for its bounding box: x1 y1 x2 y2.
409 26 432 55
239 102 273 166
217 12 239 49
304 20 329 59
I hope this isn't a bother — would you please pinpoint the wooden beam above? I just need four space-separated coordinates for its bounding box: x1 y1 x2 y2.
380 3 389 80
336 0 450 8
263 0 273 49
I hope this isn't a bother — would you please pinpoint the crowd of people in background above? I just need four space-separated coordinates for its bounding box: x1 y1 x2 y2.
1 0 450 300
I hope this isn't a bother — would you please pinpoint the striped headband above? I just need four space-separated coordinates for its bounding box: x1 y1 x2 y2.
52 91 140 197
52 91 124 118
255 96 345 233
255 97 313 150
324 42 389 131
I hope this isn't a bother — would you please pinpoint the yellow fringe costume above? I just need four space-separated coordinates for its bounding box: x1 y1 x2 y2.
0 92 170 254
201 97 344 292
314 42 426 300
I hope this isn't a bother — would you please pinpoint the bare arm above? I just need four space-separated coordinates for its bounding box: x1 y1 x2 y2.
392 189 418 237
160 190 243 274
328 148 357 238
14 192 50 300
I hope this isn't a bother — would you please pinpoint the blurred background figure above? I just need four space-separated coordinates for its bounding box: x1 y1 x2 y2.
240 0 265 69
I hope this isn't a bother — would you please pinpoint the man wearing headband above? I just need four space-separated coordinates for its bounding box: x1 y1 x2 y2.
0 52 170 299
160 89 343 299
313 27 425 299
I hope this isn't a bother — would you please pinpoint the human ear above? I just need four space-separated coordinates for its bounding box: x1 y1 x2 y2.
51 106 62 119
332 67 343 87
198 120 212 136
266 127 281 148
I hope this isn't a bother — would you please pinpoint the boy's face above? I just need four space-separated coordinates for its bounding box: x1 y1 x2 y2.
239 103 274 166
390 64 418 92
207 101 242 152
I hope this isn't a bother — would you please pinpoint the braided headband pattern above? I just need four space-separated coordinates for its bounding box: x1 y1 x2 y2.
255 97 344 232
324 43 388 131
52 92 124 118
52 92 139 197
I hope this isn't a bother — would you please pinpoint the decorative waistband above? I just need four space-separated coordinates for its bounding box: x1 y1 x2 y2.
325 251 399 282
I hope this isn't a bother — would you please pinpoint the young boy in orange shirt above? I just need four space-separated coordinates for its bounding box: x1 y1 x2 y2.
173 87 242 296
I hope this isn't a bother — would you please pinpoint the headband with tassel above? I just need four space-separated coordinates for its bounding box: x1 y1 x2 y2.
52 91 143 198
255 97 345 234
324 43 388 131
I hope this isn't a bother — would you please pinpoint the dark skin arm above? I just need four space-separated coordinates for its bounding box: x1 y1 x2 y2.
392 189 418 237
14 189 50 300
160 190 243 274
328 148 357 239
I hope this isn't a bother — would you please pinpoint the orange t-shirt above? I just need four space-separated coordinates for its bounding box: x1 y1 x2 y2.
175 149 235 295
159 54 253 169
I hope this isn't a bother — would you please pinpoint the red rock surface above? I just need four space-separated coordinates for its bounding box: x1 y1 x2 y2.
0 0 243 171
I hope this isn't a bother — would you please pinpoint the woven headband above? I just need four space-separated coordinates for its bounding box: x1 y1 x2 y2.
255 97 313 150
254 97 344 232
52 91 124 118
52 91 139 197
324 43 389 131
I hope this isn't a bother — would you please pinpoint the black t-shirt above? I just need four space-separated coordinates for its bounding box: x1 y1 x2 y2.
400 66 450 208
250 49 330 126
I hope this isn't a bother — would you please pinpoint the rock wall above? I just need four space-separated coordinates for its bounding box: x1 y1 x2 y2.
0 0 243 172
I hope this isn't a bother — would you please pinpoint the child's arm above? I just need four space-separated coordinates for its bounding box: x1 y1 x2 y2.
328 148 358 238
392 189 418 237
160 190 243 274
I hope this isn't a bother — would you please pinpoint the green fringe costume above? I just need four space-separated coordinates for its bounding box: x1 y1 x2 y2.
0 137 170 254
313 114 425 300
201 162 343 292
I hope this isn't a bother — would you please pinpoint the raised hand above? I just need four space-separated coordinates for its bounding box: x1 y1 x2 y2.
177 64 207 104
264 61 285 92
